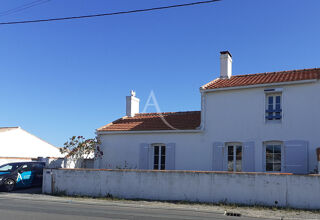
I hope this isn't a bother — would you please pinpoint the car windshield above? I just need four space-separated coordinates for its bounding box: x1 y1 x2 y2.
0 164 20 172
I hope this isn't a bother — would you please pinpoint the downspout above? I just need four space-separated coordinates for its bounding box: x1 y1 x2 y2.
199 89 206 131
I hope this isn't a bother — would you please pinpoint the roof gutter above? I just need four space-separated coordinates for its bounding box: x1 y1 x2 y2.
96 129 203 135
200 79 318 93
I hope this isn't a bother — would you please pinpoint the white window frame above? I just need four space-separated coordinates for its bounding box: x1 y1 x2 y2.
265 89 283 123
263 141 284 173
152 144 166 170
226 142 243 172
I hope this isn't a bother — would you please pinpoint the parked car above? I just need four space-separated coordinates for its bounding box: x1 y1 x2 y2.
0 162 46 192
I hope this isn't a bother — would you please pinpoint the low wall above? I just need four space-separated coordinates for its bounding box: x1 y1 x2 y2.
42 169 320 210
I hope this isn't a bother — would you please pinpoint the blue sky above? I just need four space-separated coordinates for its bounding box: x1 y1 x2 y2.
1 0 319 147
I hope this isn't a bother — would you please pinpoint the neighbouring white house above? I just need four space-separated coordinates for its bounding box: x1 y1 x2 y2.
95 51 320 174
0 127 63 165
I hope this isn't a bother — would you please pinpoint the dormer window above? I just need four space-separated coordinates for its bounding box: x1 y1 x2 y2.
265 89 282 121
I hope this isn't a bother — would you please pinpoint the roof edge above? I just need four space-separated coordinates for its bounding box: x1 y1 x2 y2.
97 116 128 131
18 127 61 150
96 129 203 135
200 78 219 90
201 67 320 90
201 79 318 93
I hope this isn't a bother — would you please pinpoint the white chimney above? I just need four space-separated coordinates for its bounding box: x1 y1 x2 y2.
220 51 232 79
126 90 140 117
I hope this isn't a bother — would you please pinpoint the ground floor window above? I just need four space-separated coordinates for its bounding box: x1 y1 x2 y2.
153 145 166 170
227 144 242 172
265 142 282 172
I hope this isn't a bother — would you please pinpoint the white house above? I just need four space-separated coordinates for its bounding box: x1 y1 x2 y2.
0 127 63 165
95 51 320 174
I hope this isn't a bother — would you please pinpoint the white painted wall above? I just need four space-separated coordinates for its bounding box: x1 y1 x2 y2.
96 81 320 173
204 81 320 172
43 169 320 210
0 127 63 158
97 132 205 170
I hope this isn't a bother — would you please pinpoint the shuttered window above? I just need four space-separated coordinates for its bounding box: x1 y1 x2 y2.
265 142 282 172
153 145 166 170
266 94 282 121
227 144 242 172
139 143 175 170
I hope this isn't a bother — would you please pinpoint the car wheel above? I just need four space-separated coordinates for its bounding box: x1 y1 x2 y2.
3 179 15 192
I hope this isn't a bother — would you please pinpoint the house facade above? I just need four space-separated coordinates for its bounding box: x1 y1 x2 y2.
95 51 320 174
0 127 63 165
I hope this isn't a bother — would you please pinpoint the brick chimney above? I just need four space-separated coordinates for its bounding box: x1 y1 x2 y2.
220 51 232 79
126 90 140 117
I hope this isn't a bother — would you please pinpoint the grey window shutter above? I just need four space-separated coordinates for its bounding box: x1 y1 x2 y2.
165 143 176 170
284 140 309 174
212 142 225 171
242 141 255 172
139 143 150 170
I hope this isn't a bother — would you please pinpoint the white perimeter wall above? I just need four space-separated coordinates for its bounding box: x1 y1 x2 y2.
43 169 320 210
97 81 320 173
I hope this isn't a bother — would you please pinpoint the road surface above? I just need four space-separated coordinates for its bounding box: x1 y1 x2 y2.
0 188 270 220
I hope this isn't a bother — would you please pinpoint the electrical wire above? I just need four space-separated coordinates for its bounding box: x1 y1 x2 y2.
0 0 51 18
0 0 220 25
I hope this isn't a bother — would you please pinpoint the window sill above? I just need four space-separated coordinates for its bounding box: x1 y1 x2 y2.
265 120 282 125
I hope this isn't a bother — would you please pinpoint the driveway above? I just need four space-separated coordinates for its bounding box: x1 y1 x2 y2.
9 186 42 194
0 186 42 194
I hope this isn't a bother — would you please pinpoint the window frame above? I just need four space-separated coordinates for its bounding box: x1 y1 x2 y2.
263 141 284 173
152 144 166 170
265 92 282 122
226 142 243 172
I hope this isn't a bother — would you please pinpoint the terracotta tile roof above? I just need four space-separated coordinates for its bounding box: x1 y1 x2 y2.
98 111 201 132
202 68 320 90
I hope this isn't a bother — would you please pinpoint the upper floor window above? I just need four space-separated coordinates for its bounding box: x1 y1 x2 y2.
153 145 166 170
266 93 282 121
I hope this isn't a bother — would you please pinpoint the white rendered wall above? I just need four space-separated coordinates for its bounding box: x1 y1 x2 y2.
43 169 320 210
97 81 320 173
204 81 320 172
97 132 205 170
0 128 63 158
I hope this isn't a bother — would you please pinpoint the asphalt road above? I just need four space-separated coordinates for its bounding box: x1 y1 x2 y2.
0 188 269 220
